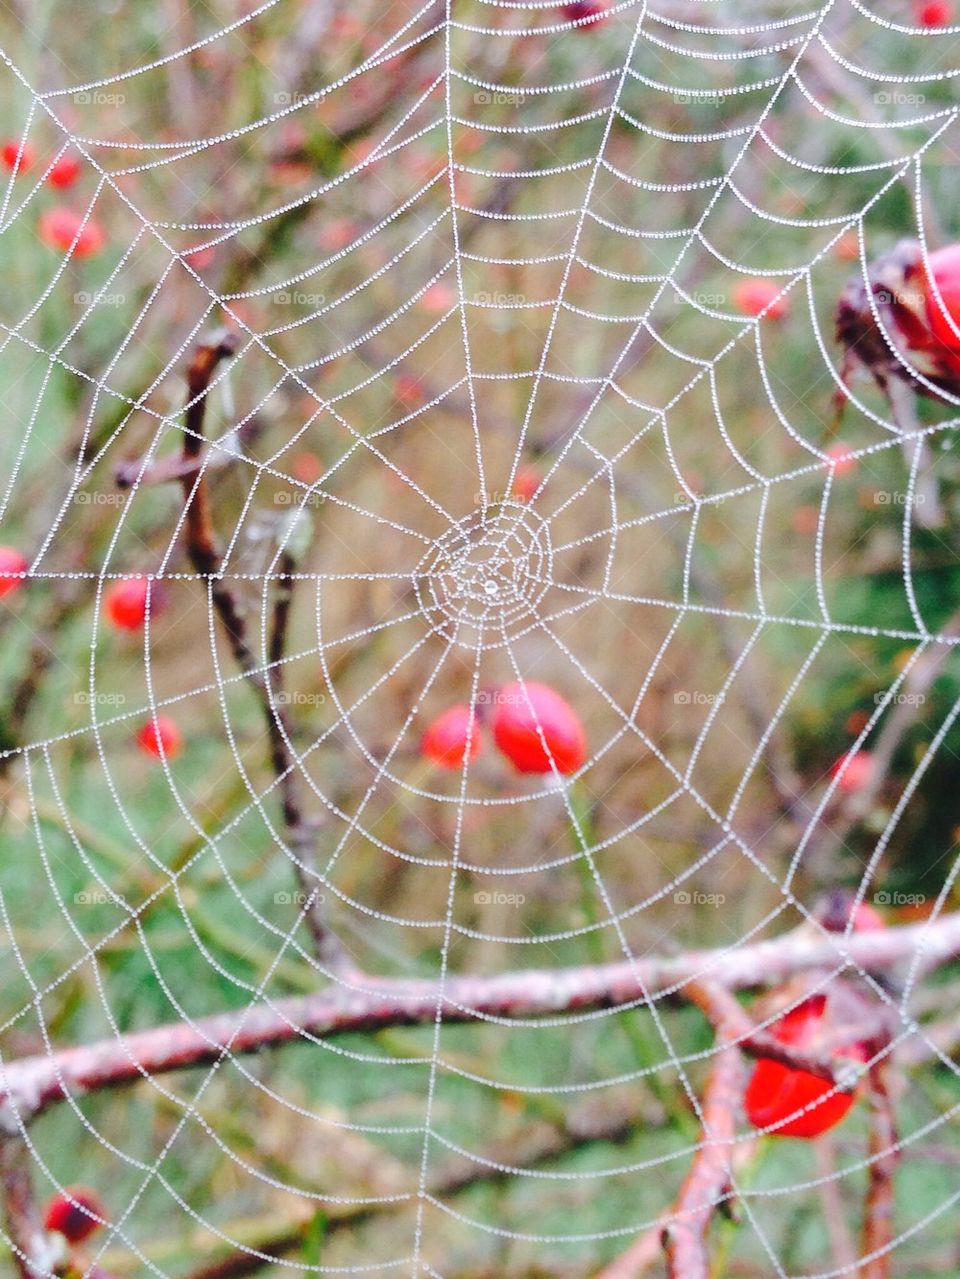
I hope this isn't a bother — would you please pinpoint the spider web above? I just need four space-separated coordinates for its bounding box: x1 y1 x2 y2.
0 1 959 1275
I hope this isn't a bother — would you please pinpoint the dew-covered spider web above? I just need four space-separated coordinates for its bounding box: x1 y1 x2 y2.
2 1 960 1276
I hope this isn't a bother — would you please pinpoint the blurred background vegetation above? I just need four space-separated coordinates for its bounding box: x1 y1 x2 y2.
1 1 960 1274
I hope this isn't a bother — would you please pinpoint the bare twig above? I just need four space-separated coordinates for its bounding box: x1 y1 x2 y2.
661 981 746 1279
0 1140 61 1279
860 1056 900 1279
2 913 956 1128
176 333 348 974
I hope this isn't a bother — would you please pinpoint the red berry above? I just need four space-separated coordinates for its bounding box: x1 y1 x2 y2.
561 2 608 23
394 374 425 409
732 278 788 320
47 152 82 189
39 207 106 259
1 139 35 174
829 750 874 795
104 577 161 631
492 682 586 775
744 995 866 1138
924 243 960 351
420 281 457 313
421 704 482 770
136 715 182 760
852 901 886 932
825 442 857 477
916 0 954 25
43 1187 106 1243
291 451 323 485
511 466 541 503
0 546 28 599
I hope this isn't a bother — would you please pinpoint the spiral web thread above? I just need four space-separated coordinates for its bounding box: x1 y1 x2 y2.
0 1 959 1275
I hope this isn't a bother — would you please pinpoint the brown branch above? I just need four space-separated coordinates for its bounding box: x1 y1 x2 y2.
0 1140 60 1279
2 913 956 1129
860 1056 900 1279
176 333 348 974
661 980 746 1279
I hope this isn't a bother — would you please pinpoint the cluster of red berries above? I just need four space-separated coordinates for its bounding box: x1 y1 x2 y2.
2 139 105 258
43 1186 106 1244
421 681 587 775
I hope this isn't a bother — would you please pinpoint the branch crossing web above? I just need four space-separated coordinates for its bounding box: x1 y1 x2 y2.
1 1 960 1275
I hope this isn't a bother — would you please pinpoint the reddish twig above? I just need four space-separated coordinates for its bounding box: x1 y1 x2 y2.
661 980 746 1279
860 1055 900 1279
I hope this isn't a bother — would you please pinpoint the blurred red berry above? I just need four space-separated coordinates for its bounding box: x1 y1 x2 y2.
791 504 819 536
394 374 425 409
1 139 35 174
104 577 159 631
420 281 457 313
47 152 82 189
825 442 857 477
829 749 874 795
39 207 106 258
44 1187 106 1243
511 466 541 503
291 451 323 485
561 2 608 23
745 995 866 1138
0 546 28 599
137 715 183 760
421 704 482 770
493 682 586 775
852 901 886 931
833 231 859 262
732 278 788 320
915 0 954 24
